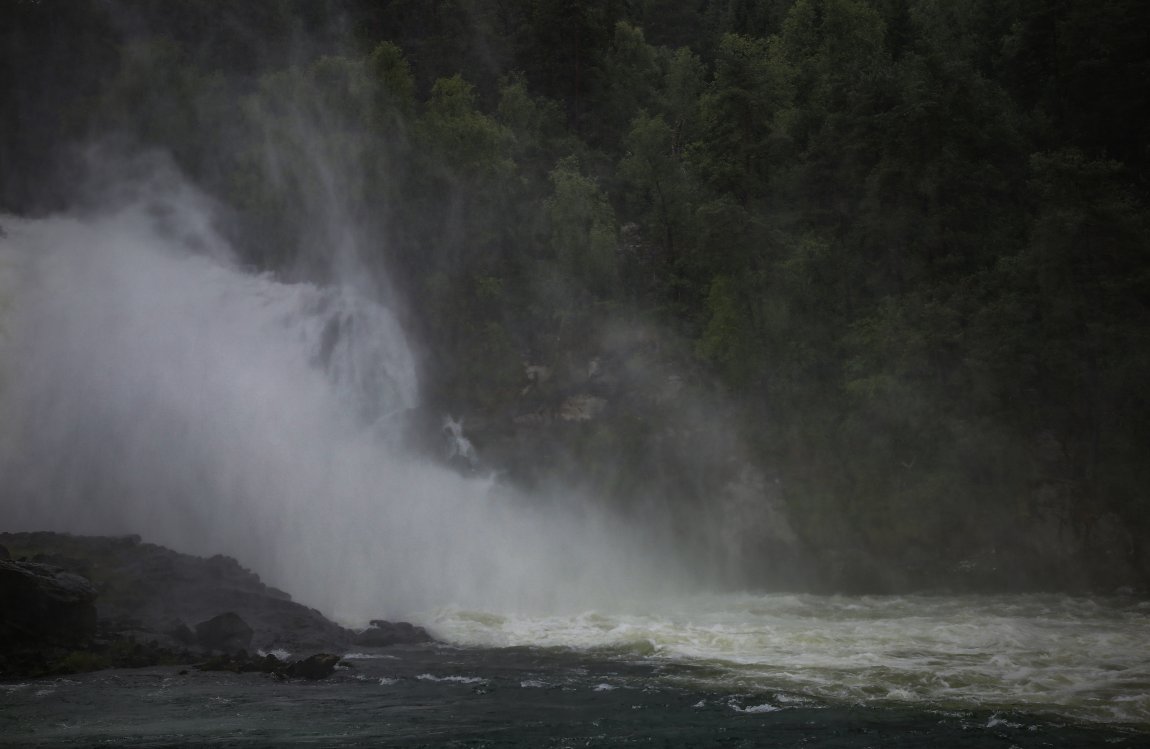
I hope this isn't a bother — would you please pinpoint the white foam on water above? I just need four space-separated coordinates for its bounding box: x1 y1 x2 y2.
432 592 1150 726
730 702 781 714
415 674 486 685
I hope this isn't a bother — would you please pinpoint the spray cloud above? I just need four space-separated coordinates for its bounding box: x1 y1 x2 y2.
0 150 696 622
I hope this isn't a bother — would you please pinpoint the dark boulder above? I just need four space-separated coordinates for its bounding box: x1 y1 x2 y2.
167 621 196 646
0 532 357 656
0 559 98 650
354 619 432 647
197 651 283 674
285 653 341 680
194 612 253 652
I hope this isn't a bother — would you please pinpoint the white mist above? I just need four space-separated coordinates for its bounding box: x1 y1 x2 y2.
0 165 689 623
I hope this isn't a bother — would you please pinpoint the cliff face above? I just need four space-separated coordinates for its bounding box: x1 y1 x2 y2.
422 339 1150 596
416 326 816 593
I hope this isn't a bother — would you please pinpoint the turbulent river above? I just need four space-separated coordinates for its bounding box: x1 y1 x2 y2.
2 164 1148 745
3 593 1149 747
434 592 1150 727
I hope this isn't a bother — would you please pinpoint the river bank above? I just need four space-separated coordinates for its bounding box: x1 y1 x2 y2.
0 532 429 680
3 533 1149 745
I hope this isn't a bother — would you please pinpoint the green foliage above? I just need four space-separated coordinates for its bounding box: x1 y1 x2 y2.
4 0 1149 588
619 112 693 259
695 33 791 201
423 75 513 179
546 156 619 299
497 78 569 165
594 22 662 140
697 275 758 389
658 47 706 144
780 0 887 101
367 41 417 125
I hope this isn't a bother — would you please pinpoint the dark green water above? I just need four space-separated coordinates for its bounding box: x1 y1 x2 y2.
2 645 1143 748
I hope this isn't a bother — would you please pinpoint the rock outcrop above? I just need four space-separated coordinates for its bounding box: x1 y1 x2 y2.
195 651 344 680
354 620 432 647
0 532 353 655
0 532 436 678
195 612 254 653
284 653 341 680
0 557 98 650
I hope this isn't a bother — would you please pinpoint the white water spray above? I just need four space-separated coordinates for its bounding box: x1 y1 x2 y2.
0 167 688 622
442 417 479 469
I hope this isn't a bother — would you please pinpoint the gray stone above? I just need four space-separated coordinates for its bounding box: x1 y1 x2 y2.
354 619 432 647
0 559 98 650
285 653 341 679
194 611 253 652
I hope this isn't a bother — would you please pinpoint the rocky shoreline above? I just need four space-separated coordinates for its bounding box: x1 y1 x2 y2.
0 532 431 681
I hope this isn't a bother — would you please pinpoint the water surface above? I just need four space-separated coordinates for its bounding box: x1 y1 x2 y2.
4 593 1148 747
1 644 1141 748
432 592 1150 727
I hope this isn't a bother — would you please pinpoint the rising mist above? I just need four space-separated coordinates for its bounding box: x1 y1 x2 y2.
2 0 1147 605
0 152 697 622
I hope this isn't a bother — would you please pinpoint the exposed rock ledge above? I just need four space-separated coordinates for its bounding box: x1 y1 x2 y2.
0 532 431 679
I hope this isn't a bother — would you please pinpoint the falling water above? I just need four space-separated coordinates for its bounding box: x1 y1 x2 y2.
2 162 1147 733
0 164 688 622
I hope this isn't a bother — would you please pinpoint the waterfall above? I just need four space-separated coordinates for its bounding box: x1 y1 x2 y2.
0 164 688 623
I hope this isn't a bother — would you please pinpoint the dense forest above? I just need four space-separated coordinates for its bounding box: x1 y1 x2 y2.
2 0 1148 593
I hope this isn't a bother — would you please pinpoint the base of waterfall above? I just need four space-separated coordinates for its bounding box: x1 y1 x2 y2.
0 532 430 680
2 533 1148 745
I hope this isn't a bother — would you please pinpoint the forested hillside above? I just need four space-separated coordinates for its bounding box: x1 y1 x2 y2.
3 0 1148 592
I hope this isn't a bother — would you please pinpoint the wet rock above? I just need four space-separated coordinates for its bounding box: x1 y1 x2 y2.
354 620 432 647
29 552 92 577
0 558 98 650
195 612 253 652
557 394 607 422
197 651 282 674
0 532 359 655
167 621 196 646
285 653 341 680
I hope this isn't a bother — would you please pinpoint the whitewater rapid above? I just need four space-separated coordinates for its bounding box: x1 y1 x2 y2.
3 167 1147 732
431 592 1150 726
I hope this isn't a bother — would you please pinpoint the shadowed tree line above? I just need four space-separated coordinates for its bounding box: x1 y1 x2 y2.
2 0 1148 591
